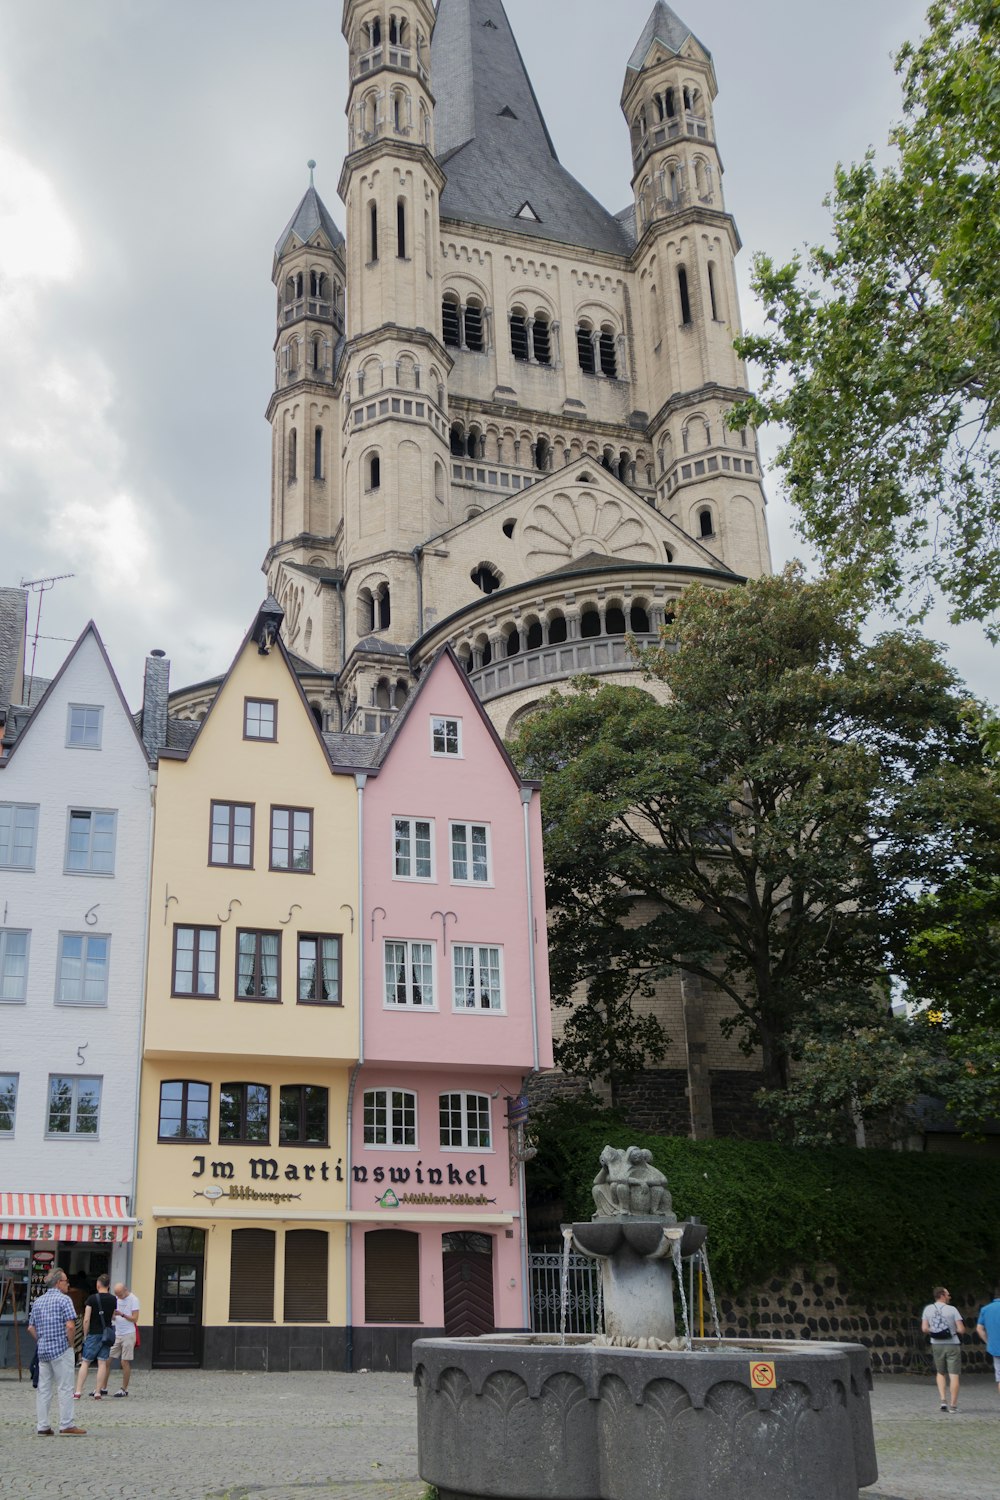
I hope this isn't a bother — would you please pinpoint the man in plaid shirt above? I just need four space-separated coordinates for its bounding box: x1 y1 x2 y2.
28 1267 86 1435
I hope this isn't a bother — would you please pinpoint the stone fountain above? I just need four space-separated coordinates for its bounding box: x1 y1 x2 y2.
414 1145 878 1500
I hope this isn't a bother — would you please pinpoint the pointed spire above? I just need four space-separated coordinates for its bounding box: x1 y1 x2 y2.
273 166 345 262
626 1 709 72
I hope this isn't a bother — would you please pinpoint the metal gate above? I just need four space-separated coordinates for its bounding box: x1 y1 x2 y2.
528 1248 601 1335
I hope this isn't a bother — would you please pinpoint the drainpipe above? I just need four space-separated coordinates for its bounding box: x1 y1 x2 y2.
412 546 424 638
520 787 540 1072
126 769 157 1292
345 772 367 1371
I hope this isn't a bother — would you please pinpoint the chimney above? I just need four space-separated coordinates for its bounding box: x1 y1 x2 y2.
141 649 170 761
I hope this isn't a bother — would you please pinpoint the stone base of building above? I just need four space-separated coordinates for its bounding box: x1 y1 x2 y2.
133 1324 527 1372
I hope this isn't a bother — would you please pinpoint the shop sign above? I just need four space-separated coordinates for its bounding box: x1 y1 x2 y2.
22 1225 118 1242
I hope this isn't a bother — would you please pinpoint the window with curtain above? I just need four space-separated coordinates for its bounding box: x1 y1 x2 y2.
236 930 281 1001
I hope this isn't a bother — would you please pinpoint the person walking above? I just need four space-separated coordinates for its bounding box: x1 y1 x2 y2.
975 1286 1000 1406
26 1267 86 1436
74 1274 116 1401
108 1281 140 1397
921 1285 965 1412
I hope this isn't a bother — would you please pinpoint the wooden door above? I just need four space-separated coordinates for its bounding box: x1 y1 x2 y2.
442 1232 495 1336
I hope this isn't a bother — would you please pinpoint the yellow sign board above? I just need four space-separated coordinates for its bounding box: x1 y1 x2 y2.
750 1361 777 1390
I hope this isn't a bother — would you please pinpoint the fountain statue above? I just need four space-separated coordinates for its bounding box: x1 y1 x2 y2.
415 1145 878 1500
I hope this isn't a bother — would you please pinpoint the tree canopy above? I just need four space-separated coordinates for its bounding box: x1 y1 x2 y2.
732 0 1000 637
511 569 997 1129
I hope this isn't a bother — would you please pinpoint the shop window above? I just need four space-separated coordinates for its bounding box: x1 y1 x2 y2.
46 1075 101 1137
236 929 281 1002
365 1229 419 1323
229 1229 275 1322
0 803 38 869
452 945 502 1012
219 1082 271 1144
65 808 117 875
439 1091 492 1148
0 1073 18 1133
172 926 220 998
210 802 254 868
55 932 109 1007
284 1230 329 1322
158 1080 211 1142
384 941 434 1008
394 817 434 880
297 935 341 1004
364 1088 417 1146
270 806 313 872
279 1085 329 1145
0 929 29 1003
66 703 103 749
450 822 490 884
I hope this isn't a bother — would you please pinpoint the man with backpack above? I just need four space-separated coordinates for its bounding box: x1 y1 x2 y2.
74 1274 117 1401
921 1286 966 1412
975 1287 1000 1406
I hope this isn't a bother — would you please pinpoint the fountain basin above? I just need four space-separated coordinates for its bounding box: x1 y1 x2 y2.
414 1334 877 1500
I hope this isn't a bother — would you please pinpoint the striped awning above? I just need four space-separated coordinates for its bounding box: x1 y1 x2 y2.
0 1194 136 1243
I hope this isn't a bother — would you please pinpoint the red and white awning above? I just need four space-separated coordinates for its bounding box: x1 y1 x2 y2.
0 1194 136 1243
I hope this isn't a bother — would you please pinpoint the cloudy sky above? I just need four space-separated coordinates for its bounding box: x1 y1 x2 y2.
1 0 993 707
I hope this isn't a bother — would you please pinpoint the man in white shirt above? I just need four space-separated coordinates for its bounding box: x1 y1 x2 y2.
108 1282 140 1398
920 1286 965 1412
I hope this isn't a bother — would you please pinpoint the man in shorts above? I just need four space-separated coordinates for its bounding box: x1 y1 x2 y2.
921 1286 965 1412
74 1274 116 1400
108 1282 140 1398
975 1287 1000 1405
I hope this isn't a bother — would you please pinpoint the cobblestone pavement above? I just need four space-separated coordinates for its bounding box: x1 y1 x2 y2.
1 1366 998 1500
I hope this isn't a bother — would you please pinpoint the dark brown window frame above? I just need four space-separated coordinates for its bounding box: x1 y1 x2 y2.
296 933 342 1006
209 800 255 869
235 927 282 1003
170 924 221 999
278 1083 330 1146
243 697 278 742
157 1079 212 1143
219 1081 271 1145
269 805 315 874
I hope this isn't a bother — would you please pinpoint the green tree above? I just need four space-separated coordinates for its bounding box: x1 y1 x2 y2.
512 569 994 1107
732 0 1000 637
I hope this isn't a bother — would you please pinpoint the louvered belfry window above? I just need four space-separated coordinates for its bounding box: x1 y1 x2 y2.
229 1228 275 1322
365 1229 420 1323
283 1230 329 1322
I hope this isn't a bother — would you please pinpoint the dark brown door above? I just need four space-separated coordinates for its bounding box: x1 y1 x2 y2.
442 1232 495 1336
153 1255 204 1367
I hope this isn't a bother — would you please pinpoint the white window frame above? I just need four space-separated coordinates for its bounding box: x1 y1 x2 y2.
66 703 103 749
430 715 462 757
64 807 117 876
452 943 505 1013
0 802 39 870
0 1072 17 1135
439 1091 493 1151
383 939 436 1009
363 1087 418 1148
55 932 111 1007
449 821 492 885
45 1075 102 1138
392 815 435 882
0 929 30 1004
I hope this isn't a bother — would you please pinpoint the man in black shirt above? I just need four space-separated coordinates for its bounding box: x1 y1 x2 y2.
74 1275 116 1400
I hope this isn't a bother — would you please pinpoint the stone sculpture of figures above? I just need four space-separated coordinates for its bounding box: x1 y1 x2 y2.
592 1145 674 1219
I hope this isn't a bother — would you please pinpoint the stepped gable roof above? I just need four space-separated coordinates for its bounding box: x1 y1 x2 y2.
274 184 345 260
432 0 632 256
626 2 708 71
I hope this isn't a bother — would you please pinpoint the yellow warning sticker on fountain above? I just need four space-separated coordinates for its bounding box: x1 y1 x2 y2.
750 1361 777 1389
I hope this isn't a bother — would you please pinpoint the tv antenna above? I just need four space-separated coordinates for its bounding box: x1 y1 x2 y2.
19 574 75 704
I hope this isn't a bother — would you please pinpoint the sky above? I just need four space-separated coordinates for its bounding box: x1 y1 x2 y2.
0 0 993 709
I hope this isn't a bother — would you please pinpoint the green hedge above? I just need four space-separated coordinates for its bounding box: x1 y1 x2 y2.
527 1102 1000 1302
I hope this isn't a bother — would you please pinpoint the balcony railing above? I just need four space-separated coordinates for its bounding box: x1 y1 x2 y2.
470 633 663 704
632 114 709 168
355 45 428 83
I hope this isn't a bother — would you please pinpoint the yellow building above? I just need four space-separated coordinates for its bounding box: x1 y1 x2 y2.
133 600 364 1369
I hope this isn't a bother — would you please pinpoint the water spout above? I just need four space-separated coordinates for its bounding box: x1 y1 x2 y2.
700 1246 722 1340
559 1224 574 1344
671 1236 692 1350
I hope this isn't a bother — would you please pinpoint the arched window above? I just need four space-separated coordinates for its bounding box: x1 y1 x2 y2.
707 262 719 321
506 629 521 657
548 614 567 644
367 453 381 491
394 680 408 708
314 427 323 480
525 621 543 650
450 424 465 456
677 267 692 325
375 678 391 710
472 564 501 595
509 307 529 363
442 293 461 348
664 87 677 118
369 17 382 49
377 584 391 630
397 198 407 259
465 299 485 352
434 460 446 502
698 507 714 538
466 427 481 460
369 201 379 262
420 102 431 147
532 313 551 365
577 321 596 374
606 607 626 635
388 14 406 45
533 436 550 472
311 334 322 371
580 609 601 639
630 604 650 633
359 589 375 634
599 326 618 379
288 428 298 483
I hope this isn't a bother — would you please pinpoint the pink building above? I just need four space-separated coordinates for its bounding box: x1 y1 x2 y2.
349 649 552 1368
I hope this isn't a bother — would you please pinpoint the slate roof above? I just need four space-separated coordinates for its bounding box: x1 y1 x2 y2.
322 731 384 769
274 185 345 258
626 2 708 71
0 587 26 712
432 0 633 256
